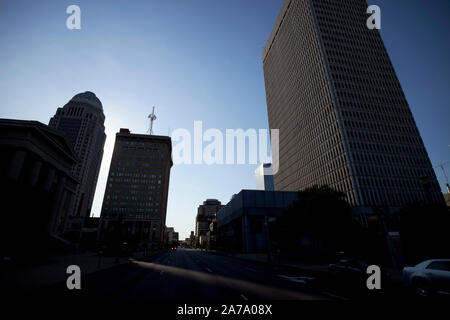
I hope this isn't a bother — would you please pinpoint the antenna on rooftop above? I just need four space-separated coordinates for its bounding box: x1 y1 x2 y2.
148 106 157 135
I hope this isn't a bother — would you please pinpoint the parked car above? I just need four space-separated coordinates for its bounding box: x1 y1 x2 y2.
402 259 450 297
329 259 369 286
329 258 392 290
329 259 368 275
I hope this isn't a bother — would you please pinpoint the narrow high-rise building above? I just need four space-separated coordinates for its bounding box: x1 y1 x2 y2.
263 0 443 217
255 163 275 191
49 91 106 234
195 199 223 245
98 129 172 251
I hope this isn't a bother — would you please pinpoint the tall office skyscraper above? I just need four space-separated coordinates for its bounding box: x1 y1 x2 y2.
263 0 443 216
98 129 172 251
49 91 106 233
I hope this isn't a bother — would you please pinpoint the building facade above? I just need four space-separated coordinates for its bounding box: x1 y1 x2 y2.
0 119 78 256
190 231 195 246
255 163 275 191
166 227 179 245
195 199 223 245
49 91 106 235
263 0 444 219
98 129 172 252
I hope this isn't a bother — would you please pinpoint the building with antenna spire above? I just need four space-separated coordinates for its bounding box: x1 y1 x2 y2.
148 106 157 135
98 112 172 252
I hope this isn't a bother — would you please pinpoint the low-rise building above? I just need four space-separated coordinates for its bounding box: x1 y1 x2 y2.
216 190 298 253
166 227 179 246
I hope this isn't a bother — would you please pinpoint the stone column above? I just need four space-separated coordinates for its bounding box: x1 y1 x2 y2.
27 160 42 187
49 175 66 234
42 168 56 192
7 150 26 182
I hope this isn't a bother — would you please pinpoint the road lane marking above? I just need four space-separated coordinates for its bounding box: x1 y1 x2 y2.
134 261 328 300
205 267 213 273
278 275 315 284
246 267 257 272
160 270 165 275
319 291 346 300
240 294 248 301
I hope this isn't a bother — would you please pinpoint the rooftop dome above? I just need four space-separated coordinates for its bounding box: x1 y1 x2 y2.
70 91 103 111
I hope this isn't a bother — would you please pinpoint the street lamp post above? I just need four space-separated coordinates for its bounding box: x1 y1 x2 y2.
264 216 271 263
151 225 156 253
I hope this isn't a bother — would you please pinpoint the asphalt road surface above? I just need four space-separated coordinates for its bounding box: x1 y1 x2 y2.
40 248 337 301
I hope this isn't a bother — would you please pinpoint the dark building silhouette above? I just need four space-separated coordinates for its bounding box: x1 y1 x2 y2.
0 119 78 258
262 0 444 219
217 190 298 253
49 91 106 237
206 217 217 251
195 199 223 246
98 129 172 252
165 227 179 246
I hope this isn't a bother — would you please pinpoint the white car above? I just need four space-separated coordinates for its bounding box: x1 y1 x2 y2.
402 259 450 297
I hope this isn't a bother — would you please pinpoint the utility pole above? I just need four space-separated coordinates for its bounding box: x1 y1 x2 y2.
148 106 157 135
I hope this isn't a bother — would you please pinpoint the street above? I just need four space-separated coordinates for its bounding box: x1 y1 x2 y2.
41 248 337 301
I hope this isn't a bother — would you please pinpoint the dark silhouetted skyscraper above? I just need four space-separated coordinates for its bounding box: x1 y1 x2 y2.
98 128 172 251
49 91 106 234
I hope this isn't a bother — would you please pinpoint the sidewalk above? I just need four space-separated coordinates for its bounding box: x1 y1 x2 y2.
1 251 149 295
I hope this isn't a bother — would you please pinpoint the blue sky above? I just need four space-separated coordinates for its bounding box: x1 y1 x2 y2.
0 0 449 239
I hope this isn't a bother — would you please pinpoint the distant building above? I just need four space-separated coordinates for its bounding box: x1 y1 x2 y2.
255 163 274 191
166 227 179 244
189 231 195 246
196 199 223 245
216 190 298 253
0 119 78 256
206 217 217 251
166 227 174 239
49 91 106 236
98 128 172 252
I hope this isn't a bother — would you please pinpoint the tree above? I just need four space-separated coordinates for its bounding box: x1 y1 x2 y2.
271 185 353 259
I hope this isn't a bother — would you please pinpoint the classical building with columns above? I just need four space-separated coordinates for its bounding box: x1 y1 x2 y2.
0 119 78 257
49 91 106 237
